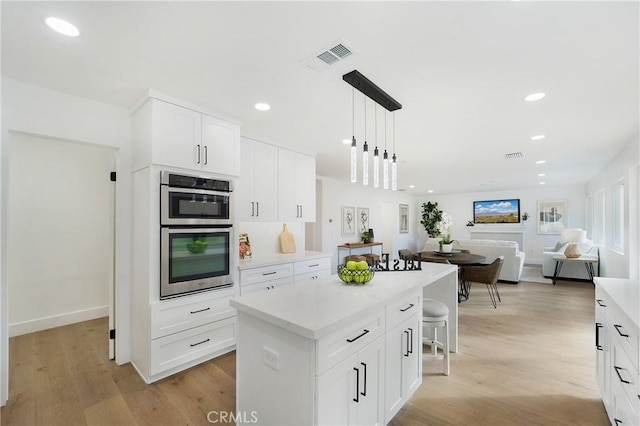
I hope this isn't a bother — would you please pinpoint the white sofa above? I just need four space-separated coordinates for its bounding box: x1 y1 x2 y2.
421 238 525 283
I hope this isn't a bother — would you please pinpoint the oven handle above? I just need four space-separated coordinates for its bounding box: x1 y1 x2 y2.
163 227 232 235
161 186 230 198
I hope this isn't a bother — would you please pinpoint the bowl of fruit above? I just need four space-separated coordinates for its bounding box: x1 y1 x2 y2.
337 260 375 285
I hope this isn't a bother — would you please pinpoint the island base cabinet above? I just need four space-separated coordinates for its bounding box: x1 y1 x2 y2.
316 336 385 426
385 314 422 423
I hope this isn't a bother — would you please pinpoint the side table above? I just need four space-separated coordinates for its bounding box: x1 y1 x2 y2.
552 255 599 285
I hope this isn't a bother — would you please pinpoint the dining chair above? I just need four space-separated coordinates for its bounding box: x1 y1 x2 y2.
459 256 504 308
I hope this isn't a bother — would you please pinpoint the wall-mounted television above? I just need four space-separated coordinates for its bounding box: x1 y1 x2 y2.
473 199 521 224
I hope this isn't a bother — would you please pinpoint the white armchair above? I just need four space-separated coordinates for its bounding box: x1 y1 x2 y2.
541 229 599 280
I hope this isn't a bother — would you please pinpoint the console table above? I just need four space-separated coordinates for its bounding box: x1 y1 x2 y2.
338 242 383 264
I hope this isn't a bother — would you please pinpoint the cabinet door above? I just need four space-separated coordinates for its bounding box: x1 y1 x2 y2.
278 148 316 222
296 152 316 222
252 141 278 221
278 148 298 221
356 335 385 426
152 100 201 170
237 138 256 221
317 353 358 425
201 113 241 176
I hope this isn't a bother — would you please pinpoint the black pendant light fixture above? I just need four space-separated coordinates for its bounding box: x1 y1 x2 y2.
343 70 401 189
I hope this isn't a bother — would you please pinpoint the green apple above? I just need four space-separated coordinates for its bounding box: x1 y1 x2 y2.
355 261 369 270
346 261 358 270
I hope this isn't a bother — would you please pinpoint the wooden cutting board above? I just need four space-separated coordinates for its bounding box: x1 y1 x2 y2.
279 223 296 254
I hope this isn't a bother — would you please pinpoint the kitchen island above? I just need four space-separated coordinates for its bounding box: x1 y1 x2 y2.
230 263 458 425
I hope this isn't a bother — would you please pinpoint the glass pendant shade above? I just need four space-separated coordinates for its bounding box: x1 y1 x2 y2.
391 154 397 191
362 141 369 186
373 147 379 188
350 137 357 183
383 150 389 190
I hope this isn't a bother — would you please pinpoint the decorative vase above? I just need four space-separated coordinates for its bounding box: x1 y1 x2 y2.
564 243 581 258
441 243 453 253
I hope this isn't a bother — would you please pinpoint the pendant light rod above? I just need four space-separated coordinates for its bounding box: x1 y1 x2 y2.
343 70 402 112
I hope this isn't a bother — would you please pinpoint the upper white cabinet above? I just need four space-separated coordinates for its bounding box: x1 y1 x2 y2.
237 137 278 221
132 97 240 176
278 148 316 222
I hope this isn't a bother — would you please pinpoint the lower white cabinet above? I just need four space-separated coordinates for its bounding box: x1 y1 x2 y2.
317 336 385 426
242 277 294 294
595 278 640 426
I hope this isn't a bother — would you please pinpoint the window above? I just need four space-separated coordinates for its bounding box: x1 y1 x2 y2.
585 195 594 241
612 180 624 251
593 190 605 245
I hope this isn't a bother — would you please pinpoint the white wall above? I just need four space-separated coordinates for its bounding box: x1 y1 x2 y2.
317 177 417 271
586 134 639 279
1 78 132 405
7 133 114 336
414 185 587 265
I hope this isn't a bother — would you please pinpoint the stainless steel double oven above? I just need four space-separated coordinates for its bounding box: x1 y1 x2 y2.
160 171 234 299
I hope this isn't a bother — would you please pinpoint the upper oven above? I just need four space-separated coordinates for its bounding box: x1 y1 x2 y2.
160 171 232 226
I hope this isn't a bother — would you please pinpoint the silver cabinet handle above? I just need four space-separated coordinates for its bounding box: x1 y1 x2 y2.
190 338 210 347
251 201 255 217
256 201 259 217
204 145 208 165
196 144 201 164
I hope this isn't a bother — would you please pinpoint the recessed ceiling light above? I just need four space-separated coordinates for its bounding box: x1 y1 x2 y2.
427 190 434 194
539 182 546 185
525 92 545 102
531 135 545 141
408 185 415 189
342 139 351 145
254 103 271 111
536 160 546 164
45 17 80 37
538 173 546 177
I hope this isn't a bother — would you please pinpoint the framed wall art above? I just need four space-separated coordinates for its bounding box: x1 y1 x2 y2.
537 200 567 234
399 204 409 233
341 206 356 236
357 207 370 234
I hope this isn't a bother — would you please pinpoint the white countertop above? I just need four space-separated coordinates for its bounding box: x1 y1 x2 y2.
238 250 331 270
594 277 640 328
230 263 457 340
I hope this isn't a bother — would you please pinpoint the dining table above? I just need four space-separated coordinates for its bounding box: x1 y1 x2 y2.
413 250 487 302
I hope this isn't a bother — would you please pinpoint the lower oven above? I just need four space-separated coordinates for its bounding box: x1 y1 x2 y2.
160 227 233 299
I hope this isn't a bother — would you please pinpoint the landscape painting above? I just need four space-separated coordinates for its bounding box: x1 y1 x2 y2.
473 199 521 224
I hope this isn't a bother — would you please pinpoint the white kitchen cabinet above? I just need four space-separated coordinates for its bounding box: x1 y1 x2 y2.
237 137 278 221
132 96 240 176
278 147 316 222
385 290 422 423
317 336 385 426
294 257 331 284
239 262 294 295
594 278 640 426
201 113 241 176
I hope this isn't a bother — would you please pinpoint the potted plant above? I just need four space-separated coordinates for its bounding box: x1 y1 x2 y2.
436 212 457 252
420 202 443 238
361 231 372 244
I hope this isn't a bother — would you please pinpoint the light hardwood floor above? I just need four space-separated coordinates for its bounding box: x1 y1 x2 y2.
2 278 609 426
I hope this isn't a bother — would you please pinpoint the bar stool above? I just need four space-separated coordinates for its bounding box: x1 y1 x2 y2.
422 298 450 375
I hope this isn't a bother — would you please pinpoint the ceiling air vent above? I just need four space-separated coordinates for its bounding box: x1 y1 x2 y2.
301 40 356 71
505 152 523 160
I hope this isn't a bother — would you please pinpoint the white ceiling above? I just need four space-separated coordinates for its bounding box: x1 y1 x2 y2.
2 1 638 195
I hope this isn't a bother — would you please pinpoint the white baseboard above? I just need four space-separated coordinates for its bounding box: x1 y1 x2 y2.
9 306 109 337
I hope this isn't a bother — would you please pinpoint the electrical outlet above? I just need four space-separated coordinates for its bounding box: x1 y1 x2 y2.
262 346 279 370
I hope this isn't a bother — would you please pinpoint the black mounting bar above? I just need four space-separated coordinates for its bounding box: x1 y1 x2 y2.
343 70 402 112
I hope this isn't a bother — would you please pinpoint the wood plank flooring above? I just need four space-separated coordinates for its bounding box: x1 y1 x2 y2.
2 278 609 425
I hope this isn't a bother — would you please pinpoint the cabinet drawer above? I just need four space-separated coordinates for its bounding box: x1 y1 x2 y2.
151 294 235 339
612 308 639 368
316 309 385 375
150 317 236 376
294 257 331 275
612 344 640 416
295 269 330 284
595 290 613 325
386 289 422 331
241 277 293 295
240 263 293 286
